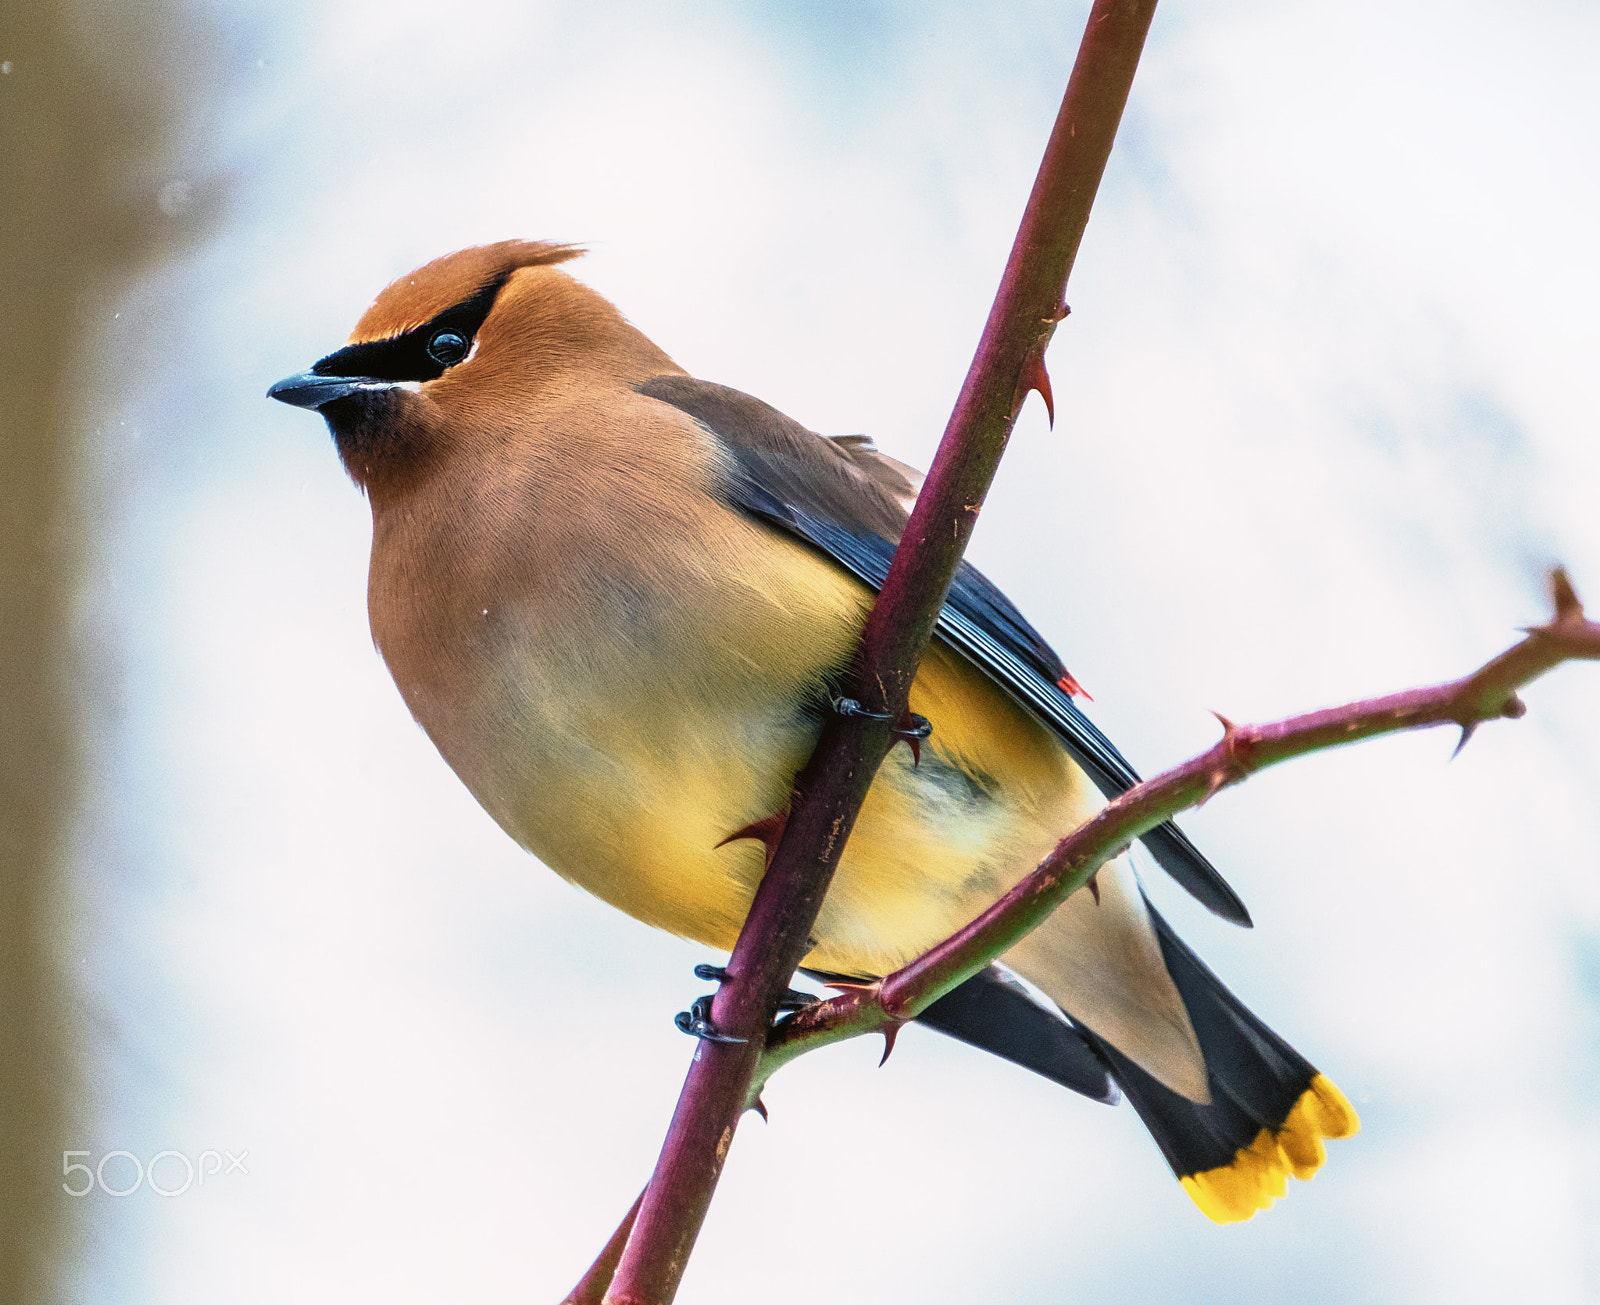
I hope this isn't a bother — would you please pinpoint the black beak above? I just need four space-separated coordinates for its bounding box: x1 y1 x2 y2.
267 371 395 409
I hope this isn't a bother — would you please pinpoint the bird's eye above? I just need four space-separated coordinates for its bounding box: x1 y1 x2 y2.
427 329 471 366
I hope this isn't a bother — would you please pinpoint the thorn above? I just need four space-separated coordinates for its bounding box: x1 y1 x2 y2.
1086 872 1100 906
877 1022 902 1067
1057 671 1094 702
751 1095 769 1122
1451 722 1477 759
1197 713 1245 806
891 711 932 767
1551 567 1582 621
1014 351 1055 427
716 806 790 869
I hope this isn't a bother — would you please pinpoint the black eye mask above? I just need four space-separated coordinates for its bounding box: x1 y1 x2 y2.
311 273 510 383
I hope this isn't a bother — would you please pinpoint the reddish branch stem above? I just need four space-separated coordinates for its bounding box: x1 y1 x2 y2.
593 3 1161 1301
564 1190 644 1305
756 569 1600 1074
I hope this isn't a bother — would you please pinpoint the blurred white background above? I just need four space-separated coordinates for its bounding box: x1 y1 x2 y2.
62 0 1600 1300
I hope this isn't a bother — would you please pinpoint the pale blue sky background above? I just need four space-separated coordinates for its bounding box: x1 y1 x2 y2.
66 1 1600 1300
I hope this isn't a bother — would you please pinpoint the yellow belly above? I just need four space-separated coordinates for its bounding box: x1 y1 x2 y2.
801 641 1100 976
378 503 1203 1095
535 640 1095 978
415 509 1095 978
490 590 1096 977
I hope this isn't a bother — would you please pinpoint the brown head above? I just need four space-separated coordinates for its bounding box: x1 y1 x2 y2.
267 240 683 494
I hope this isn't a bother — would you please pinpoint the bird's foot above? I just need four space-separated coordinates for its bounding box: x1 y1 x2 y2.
674 965 819 1043
673 994 745 1043
694 964 815 1011
832 697 932 766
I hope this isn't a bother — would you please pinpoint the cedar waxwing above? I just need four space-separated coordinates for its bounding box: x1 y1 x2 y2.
268 239 1358 1223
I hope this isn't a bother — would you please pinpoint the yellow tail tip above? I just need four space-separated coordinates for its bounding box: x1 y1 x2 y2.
1180 1076 1361 1224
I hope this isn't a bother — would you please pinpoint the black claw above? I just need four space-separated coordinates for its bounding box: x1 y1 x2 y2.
681 963 810 1041
833 695 892 722
675 1010 748 1049
696 966 809 1008
674 1010 746 1043
833 697 930 743
895 713 932 740
675 991 747 1044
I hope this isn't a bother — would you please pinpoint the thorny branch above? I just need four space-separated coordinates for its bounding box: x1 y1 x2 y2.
752 568 1600 1080
586 2 1163 1302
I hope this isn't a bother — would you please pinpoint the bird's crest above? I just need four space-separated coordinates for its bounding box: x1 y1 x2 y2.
351 240 585 344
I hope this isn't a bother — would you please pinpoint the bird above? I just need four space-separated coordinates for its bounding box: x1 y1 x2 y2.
268 239 1358 1223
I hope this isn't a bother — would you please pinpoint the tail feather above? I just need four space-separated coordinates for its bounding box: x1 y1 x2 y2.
915 965 1118 1104
901 898 1358 1224
1078 897 1360 1222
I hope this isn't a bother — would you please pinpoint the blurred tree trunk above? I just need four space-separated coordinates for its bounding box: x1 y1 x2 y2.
1 3 199 1299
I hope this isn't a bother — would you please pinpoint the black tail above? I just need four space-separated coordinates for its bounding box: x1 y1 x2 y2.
909 901 1359 1222
1077 899 1359 1220
915 965 1117 1104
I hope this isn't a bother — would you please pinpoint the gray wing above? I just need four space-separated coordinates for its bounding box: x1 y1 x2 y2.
636 374 1251 927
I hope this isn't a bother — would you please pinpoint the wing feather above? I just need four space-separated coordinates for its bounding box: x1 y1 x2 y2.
636 374 1251 926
